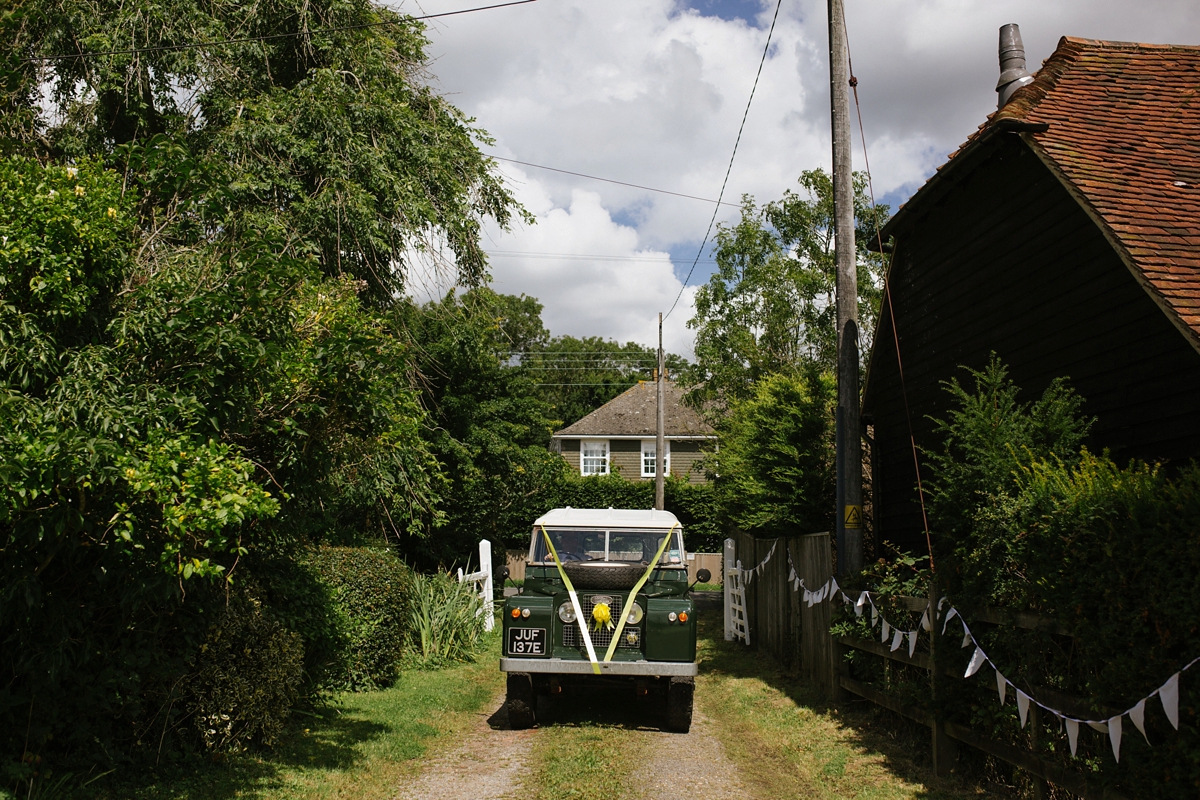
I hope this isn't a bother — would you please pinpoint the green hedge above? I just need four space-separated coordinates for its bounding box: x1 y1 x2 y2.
304 546 413 691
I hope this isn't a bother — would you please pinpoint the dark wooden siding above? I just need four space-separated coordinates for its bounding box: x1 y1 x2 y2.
863 134 1200 555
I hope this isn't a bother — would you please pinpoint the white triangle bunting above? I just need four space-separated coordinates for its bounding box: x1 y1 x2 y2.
920 609 931 632
942 607 958 634
908 630 918 658
1087 720 1108 734
996 670 1007 706
881 619 890 643
965 646 986 678
1109 715 1123 763
1017 691 1030 728
890 628 903 652
1160 673 1180 730
1130 698 1150 745
1066 718 1080 757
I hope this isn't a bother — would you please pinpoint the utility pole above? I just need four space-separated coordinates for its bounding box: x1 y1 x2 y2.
655 313 665 511
829 0 862 577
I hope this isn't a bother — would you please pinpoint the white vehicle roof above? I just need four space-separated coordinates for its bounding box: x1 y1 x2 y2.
533 507 682 529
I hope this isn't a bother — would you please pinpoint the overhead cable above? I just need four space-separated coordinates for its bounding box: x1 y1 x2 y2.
662 0 784 322
487 156 740 208
488 249 716 264
26 0 538 62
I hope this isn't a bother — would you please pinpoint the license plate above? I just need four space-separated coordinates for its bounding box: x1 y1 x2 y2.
507 627 547 655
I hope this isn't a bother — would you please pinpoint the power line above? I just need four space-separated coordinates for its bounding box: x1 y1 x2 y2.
487 155 741 208
488 249 716 264
25 0 537 63
662 0 783 322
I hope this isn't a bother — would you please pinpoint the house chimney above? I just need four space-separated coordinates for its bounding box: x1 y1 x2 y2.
996 23 1034 108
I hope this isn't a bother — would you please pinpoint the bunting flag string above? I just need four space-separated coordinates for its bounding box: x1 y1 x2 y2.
754 548 1198 765
949 604 1200 763
740 539 779 585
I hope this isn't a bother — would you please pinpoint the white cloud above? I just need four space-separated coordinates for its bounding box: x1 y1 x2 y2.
395 0 1200 355
482 169 698 356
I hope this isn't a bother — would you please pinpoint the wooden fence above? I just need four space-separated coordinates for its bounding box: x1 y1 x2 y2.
727 533 1129 799
727 530 838 696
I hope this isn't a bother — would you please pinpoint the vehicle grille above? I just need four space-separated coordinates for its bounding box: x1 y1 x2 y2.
563 594 641 650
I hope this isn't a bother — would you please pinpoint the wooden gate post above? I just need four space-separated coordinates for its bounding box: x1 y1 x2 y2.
798 533 840 701
723 538 735 641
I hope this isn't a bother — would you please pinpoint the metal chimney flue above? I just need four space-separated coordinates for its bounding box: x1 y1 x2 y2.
996 23 1034 108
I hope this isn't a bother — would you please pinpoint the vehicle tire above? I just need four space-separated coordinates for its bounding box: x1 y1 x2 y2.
666 676 694 733
506 672 537 730
562 561 645 589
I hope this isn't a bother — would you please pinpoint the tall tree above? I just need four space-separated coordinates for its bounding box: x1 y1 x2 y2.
6 0 525 297
687 169 888 407
0 0 528 767
404 289 565 565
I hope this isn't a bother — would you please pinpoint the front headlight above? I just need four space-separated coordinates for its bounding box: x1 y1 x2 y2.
558 602 577 623
624 603 644 625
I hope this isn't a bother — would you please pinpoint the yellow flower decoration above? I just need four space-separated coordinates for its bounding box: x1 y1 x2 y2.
107 207 117 220
74 185 85 198
591 602 613 633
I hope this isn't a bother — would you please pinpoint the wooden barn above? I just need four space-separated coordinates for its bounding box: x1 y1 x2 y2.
862 36 1200 556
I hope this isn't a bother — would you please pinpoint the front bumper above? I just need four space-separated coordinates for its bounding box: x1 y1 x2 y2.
500 657 698 677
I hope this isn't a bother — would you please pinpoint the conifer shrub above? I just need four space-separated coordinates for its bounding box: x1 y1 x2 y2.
920 356 1200 796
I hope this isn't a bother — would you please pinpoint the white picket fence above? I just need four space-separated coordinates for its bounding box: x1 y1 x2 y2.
723 537 749 644
456 539 495 632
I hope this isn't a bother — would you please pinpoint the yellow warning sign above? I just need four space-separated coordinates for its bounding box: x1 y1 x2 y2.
844 504 862 529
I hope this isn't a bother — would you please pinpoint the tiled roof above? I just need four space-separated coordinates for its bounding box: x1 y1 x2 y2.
892 37 1200 345
553 380 715 438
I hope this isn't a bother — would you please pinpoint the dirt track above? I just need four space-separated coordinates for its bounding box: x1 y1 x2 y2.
394 687 750 800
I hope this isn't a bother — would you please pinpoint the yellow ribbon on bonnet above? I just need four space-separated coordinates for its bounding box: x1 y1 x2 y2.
541 525 602 674
602 523 678 663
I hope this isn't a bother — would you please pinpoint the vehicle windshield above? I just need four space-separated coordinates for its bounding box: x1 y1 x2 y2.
532 527 685 566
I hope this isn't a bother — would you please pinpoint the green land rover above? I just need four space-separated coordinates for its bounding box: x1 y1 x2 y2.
499 508 710 733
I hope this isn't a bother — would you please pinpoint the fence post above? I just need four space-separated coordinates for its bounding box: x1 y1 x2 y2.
929 578 957 776
798 532 839 701
1029 704 1048 799
480 539 494 632
724 538 735 641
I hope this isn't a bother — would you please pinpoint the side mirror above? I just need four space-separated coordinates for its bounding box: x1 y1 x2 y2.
497 566 511 584
695 568 712 584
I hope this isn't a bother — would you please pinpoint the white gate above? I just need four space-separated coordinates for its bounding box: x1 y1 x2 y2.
457 539 495 632
723 537 749 645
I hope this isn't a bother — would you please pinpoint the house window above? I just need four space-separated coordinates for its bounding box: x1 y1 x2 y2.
581 440 609 476
641 440 670 478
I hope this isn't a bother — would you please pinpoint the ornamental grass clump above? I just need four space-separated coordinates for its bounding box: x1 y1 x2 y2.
408 571 487 666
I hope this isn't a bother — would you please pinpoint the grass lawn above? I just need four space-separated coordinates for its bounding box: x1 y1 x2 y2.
79 634 504 800
695 610 991 800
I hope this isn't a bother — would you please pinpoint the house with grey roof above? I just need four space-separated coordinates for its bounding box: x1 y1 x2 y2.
551 381 715 484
